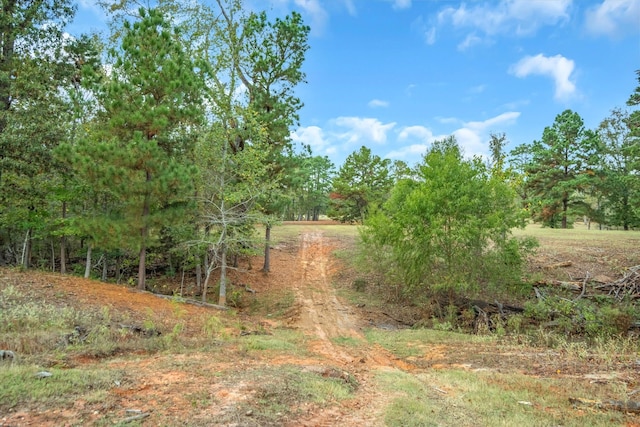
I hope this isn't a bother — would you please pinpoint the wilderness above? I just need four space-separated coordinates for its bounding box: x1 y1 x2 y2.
1 0 640 426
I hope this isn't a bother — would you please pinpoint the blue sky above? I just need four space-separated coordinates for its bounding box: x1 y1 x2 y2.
72 0 640 167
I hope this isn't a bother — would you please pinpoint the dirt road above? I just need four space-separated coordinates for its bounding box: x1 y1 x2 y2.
288 230 406 427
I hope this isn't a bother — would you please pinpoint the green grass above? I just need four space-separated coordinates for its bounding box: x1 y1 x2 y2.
241 328 308 355
376 368 629 427
365 327 495 358
267 222 362 244
217 365 356 426
512 222 640 242
0 364 123 411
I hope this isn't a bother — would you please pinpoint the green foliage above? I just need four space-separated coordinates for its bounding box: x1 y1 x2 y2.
283 152 335 220
0 365 123 411
519 110 599 228
594 108 640 229
329 146 394 223
69 8 203 289
360 136 532 302
523 296 639 338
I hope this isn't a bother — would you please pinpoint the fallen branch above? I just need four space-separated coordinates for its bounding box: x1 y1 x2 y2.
150 293 228 310
573 273 589 302
545 261 573 269
595 265 640 301
121 413 150 423
569 397 640 414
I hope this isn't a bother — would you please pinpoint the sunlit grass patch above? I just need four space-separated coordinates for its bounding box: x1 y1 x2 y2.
240 328 308 355
0 364 123 411
376 368 629 427
222 365 356 425
365 328 495 359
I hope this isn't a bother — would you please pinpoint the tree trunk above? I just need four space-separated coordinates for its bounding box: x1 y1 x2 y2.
84 244 92 278
219 241 227 307
562 194 568 229
101 254 108 281
138 177 151 291
138 241 147 290
60 201 67 274
51 241 55 271
115 255 122 284
196 260 202 294
180 265 185 297
21 229 31 269
262 224 271 272
202 257 211 303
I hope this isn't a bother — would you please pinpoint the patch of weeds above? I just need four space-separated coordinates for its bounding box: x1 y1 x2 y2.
365 328 494 359
376 370 455 427
226 365 355 426
163 322 185 347
0 364 123 411
249 289 295 317
241 329 306 355
186 390 213 408
376 368 628 427
352 278 367 292
202 315 227 339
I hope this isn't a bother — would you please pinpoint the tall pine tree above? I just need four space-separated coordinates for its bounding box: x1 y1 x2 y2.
525 110 599 228
75 8 203 290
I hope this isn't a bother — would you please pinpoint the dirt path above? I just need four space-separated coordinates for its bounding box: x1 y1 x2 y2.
288 230 406 427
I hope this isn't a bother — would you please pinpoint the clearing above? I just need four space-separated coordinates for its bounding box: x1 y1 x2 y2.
1 223 639 426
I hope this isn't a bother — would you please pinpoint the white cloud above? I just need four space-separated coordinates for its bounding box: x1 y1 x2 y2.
436 116 460 125
293 0 328 34
343 0 357 16
412 17 437 45
291 125 330 152
457 33 484 51
388 125 449 160
333 117 396 145
585 0 640 37
405 84 417 96
386 144 429 159
398 125 435 142
368 99 389 108
389 0 412 10
266 0 328 34
510 53 576 101
468 84 487 94
453 127 485 157
433 0 571 47
455 112 520 157
465 112 521 131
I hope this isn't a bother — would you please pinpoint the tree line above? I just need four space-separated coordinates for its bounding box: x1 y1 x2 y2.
1 0 638 307
0 0 334 306
330 74 640 232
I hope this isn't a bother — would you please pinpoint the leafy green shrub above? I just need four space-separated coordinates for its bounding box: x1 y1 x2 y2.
359 136 535 303
524 296 640 339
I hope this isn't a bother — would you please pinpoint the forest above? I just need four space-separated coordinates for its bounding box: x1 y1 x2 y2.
1 0 639 309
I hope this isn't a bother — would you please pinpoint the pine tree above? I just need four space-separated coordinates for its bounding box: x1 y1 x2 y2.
74 8 203 290
525 110 599 228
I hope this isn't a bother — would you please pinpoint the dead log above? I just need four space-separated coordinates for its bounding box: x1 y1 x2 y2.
150 293 228 310
569 397 640 414
545 261 573 269
595 265 640 301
